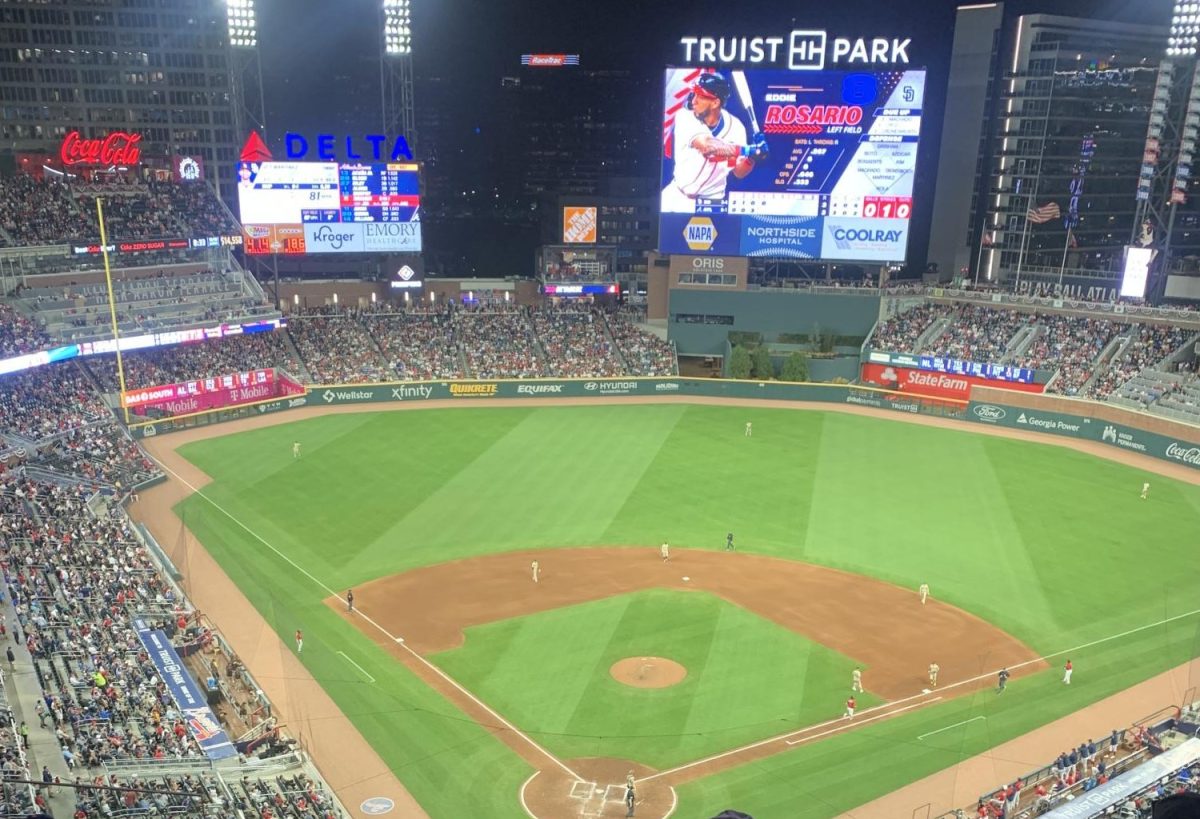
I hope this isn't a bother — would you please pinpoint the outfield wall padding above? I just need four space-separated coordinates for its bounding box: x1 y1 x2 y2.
126 377 1200 471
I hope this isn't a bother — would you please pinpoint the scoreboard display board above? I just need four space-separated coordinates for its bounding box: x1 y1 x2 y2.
659 67 924 261
237 161 421 255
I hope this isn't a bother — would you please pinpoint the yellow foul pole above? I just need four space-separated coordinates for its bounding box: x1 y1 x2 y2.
96 198 130 424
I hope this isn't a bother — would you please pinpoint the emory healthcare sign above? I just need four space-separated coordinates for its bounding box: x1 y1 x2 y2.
679 32 911 71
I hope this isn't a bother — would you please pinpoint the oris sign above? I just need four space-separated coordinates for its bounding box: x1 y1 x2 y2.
60 131 143 167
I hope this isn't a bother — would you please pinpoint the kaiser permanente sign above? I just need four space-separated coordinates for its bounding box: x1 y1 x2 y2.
679 32 911 70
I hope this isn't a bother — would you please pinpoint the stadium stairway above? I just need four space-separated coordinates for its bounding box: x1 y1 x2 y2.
599 312 634 373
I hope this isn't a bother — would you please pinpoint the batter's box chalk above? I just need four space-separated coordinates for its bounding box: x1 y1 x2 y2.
569 781 598 799
602 784 625 802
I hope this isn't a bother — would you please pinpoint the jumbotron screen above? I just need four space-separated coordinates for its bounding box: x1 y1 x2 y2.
659 67 925 261
237 161 422 255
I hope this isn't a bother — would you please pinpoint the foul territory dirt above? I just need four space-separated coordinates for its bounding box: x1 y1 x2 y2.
132 396 1200 819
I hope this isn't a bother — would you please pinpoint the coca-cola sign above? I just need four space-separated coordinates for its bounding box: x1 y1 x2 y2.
60 130 143 167
1165 443 1200 466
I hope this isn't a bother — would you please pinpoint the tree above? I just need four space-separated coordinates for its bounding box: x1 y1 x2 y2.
780 352 810 382
751 345 774 380
728 345 753 379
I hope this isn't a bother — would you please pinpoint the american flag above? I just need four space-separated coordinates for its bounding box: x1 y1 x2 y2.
1026 202 1061 224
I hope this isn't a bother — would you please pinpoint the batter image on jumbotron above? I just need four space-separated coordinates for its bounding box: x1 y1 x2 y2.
659 66 925 261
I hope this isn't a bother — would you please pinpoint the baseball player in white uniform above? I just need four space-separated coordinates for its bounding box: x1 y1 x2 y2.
292 441 301 459
1141 481 1150 500
851 667 863 692
531 561 540 583
660 542 670 562
661 72 768 214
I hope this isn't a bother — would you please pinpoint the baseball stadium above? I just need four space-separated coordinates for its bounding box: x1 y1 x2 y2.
3 2 1200 819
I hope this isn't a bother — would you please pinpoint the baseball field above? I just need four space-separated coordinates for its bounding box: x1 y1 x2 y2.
154 401 1200 818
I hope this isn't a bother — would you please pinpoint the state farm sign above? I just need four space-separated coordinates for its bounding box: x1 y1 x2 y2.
60 130 143 167
860 363 1046 401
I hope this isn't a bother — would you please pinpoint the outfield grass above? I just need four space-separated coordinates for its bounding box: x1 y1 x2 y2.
431 589 882 768
174 404 1200 818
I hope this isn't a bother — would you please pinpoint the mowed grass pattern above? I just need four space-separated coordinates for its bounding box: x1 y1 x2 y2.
175 404 1200 818
431 590 881 768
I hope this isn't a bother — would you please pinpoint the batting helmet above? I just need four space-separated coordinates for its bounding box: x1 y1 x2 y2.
688 72 731 107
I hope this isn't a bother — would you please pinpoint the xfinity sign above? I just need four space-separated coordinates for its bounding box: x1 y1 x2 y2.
678 32 911 70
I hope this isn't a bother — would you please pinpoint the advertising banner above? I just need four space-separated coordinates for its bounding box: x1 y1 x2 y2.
133 619 237 760
659 67 924 260
861 363 1045 400
562 207 598 243
867 350 1037 384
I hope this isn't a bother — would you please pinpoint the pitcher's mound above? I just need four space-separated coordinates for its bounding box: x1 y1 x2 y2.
610 657 687 689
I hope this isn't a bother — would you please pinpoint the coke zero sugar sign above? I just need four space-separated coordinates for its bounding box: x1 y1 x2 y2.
60 130 143 167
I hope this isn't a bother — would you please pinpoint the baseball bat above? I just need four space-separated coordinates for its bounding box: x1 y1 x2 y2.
731 71 760 134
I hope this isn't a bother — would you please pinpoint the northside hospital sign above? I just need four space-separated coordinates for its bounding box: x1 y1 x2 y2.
679 32 912 71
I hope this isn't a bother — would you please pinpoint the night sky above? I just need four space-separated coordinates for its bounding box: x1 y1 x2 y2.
254 0 1172 273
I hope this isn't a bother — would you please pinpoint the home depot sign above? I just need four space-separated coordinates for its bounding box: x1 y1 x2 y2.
860 363 1046 401
562 207 597 243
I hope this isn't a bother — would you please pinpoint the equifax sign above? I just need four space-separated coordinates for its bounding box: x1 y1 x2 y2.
679 32 911 70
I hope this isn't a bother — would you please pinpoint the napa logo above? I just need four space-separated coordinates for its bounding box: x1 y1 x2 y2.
684 217 717 251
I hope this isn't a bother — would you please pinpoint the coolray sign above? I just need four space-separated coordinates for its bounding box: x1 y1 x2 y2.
516 384 565 394
322 389 374 403
391 385 433 400
284 132 413 162
449 382 498 397
822 217 908 262
60 130 143 166
678 33 911 70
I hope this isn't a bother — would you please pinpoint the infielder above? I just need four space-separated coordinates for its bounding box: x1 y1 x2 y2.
292 441 301 459
661 72 769 213
997 667 1010 693
295 629 303 653
660 542 670 562
844 695 856 719
1062 659 1073 685
1141 481 1150 500
928 662 939 688
919 583 930 605
725 532 735 551
346 589 354 613
531 560 540 583
851 667 863 693
745 421 752 437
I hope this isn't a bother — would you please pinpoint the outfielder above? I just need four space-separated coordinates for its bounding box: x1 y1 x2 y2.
1062 659 1073 685
928 662 939 688
919 583 930 605
851 667 863 692
662 72 768 213
1141 481 1150 500
292 441 301 459
745 421 752 437
295 629 303 653
725 532 735 551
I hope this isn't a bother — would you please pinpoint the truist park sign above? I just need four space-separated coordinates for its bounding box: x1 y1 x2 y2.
60 130 143 166
679 32 911 71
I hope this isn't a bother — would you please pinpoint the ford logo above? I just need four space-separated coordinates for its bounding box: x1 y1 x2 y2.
973 405 1006 421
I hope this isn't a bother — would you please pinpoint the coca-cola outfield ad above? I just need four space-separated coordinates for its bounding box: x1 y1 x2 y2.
860 363 1046 401
60 130 143 166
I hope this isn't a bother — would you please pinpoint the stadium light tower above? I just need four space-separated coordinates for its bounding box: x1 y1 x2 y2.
226 0 267 151
381 0 417 154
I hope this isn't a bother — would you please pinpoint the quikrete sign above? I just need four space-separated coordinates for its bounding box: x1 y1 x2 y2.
60 130 143 166
284 133 413 162
679 32 911 70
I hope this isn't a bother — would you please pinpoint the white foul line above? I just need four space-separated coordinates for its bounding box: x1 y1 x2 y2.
337 651 376 684
785 699 942 745
152 457 585 783
918 715 985 740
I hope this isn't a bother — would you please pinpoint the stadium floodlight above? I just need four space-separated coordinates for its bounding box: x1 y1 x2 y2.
1168 0 1200 57
383 0 411 56
226 0 257 49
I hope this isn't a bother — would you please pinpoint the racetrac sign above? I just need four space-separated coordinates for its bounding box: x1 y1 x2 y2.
679 32 911 70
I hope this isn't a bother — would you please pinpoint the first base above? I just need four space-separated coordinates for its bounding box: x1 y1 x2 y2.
682 576 690 581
